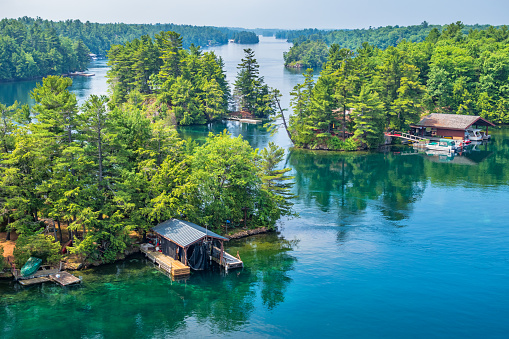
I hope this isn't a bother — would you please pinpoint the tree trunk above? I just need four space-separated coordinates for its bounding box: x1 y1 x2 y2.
98 122 103 188
57 219 63 242
275 94 295 144
52 220 58 242
5 216 10 240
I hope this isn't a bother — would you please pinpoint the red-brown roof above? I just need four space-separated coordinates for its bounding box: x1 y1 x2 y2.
413 113 495 130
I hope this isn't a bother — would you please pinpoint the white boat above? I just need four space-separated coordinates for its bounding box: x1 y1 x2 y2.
466 128 483 141
426 139 457 153
482 131 491 140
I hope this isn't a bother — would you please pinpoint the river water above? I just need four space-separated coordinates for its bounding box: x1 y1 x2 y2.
1 37 509 338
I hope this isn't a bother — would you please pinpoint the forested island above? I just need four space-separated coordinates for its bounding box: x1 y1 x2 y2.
287 22 509 150
280 22 496 68
0 17 260 82
0 71 295 267
107 33 275 124
232 31 259 44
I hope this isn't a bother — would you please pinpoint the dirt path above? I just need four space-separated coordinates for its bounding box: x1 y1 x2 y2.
0 232 18 258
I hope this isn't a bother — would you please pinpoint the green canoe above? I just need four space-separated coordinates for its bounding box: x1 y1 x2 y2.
21 257 42 277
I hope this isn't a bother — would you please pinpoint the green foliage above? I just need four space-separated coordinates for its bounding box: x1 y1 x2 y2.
232 31 259 44
280 22 496 68
187 132 295 231
107 32 229 125
0 246 8 270
0 18 90 81
1 76 295 262
188 131 261 229
233 48 276 118
13 234 61 267
289 22 509 151
283 39 328 68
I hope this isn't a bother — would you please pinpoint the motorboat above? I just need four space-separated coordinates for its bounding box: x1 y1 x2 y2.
466 128 483 141
426 139 457 153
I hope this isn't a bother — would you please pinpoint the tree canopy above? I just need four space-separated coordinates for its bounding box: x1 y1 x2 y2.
0 76 295 265
288 22 509 150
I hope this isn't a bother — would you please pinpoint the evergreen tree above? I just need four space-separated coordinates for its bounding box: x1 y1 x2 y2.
233 48 275 118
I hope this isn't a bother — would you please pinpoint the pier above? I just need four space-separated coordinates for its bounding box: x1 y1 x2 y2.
13 263 81 286
140 243 190 278
211 246 243 271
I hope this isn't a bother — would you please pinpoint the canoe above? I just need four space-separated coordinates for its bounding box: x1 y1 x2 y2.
21 257 42 277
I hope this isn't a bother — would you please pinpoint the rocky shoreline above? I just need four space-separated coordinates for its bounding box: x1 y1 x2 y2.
62 227 272 271
227 227 271 239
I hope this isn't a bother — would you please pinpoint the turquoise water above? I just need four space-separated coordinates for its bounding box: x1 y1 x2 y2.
1 37 509 338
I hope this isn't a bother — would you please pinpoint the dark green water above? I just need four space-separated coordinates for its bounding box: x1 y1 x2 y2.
1 37 509 338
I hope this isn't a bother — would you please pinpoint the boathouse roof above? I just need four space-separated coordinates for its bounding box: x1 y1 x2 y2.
152 218 228 248
413 113 495 130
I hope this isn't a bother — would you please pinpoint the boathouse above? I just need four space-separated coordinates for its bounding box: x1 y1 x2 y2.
150 218 243 271
410 113 495 140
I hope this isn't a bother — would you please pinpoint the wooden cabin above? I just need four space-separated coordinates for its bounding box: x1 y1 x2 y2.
150 218 243 271
410 113 495 140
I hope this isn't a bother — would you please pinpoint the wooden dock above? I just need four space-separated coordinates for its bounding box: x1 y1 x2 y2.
226 117 262 124
48 271 81 286
13 266 59 281
211 246 243 271
18 276 51 286
140 244 190 278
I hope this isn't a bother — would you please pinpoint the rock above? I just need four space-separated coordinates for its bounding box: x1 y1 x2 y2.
227 227 271 240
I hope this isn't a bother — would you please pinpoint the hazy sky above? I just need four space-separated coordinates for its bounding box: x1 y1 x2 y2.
1 0 508 29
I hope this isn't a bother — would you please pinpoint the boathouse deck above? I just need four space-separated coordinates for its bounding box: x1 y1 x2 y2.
140 243 190 278
211 246 244 271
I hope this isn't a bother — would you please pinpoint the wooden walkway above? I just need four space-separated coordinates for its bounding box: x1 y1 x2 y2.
386 132 430 143
140 244 190 278
13 266 59 281
18 277 51 286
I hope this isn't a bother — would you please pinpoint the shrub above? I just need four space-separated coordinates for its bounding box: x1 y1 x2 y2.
343 137 360 151
0 246 8 271
326 136 344 150
13 234 61 268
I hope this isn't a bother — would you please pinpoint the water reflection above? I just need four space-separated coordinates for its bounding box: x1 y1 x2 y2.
0 233 297 337
178 120 271 148
289 150 427 222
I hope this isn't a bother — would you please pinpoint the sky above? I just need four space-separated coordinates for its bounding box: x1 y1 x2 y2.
1 0 508 29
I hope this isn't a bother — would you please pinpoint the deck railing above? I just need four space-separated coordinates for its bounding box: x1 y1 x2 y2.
387 132 429 143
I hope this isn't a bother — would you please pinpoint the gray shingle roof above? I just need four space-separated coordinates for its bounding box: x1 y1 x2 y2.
415 113 495 130
152 218 228 248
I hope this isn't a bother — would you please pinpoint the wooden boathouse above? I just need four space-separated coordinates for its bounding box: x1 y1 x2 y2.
410 113 495 140
141 218 243 277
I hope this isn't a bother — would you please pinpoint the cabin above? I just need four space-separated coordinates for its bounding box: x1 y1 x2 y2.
146 218 243 273
410 113 495 140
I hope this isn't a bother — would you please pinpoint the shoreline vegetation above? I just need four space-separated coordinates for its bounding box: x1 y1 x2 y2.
280 22 498 69
286 22 509 151
0 31 295 271
0 17 261 82
2 19 509 273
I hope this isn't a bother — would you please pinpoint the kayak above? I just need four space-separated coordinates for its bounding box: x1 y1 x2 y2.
21 257 42 277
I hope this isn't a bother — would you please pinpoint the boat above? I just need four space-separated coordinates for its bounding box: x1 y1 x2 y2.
20 257 42 277
426 139 457 153
466 128 483 141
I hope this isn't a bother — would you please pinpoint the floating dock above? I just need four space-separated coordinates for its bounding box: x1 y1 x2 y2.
226 117 262 124
18 276 51 286
49 271 82 286
140 244 190 278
